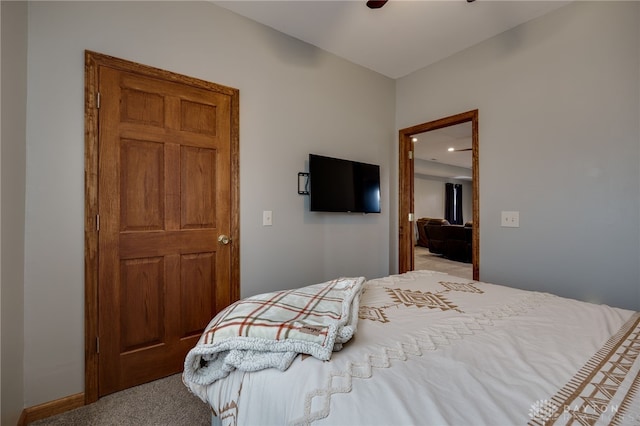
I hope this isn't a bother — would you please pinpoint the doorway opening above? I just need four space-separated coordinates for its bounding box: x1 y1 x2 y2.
398 110 479 280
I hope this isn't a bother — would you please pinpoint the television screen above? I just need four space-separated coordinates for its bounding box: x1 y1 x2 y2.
309 154 381 213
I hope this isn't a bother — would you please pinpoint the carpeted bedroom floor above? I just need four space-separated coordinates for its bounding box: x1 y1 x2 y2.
31 374 210 426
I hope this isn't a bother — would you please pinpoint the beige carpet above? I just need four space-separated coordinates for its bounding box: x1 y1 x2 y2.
31 374 210 426
413 246 473 280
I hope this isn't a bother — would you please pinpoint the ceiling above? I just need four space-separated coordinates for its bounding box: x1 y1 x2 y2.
413 122 472 170
214 0 569 79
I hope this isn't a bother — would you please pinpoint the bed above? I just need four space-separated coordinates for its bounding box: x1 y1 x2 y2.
183 270 640 425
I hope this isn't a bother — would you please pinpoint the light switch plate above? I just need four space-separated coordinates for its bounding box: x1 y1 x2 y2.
501 211 519 228
263 210 273 226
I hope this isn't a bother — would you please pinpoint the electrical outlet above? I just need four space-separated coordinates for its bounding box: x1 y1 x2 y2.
501 211 519 228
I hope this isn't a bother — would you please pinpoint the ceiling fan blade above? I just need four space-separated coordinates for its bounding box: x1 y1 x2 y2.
455 148 473 151
366 0 388 9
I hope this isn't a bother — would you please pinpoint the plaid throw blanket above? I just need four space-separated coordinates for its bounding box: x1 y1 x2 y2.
183 277 365 386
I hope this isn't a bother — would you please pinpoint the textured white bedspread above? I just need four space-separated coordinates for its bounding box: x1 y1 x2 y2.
184 270 640 426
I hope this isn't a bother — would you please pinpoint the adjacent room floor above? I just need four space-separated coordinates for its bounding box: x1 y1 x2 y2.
413 246 473 280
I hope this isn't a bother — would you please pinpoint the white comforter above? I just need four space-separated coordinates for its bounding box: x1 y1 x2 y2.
184 270 640 426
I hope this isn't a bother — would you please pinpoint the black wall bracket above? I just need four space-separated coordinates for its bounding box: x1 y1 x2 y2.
298 172 309 195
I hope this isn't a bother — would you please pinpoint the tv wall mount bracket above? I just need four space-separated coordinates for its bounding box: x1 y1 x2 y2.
298 172 309 195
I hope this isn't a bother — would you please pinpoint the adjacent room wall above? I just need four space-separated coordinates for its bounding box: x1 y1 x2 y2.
414 176 472 224
23 1 394 406
414 159 472 223
1 2 28 424
397 1 640 311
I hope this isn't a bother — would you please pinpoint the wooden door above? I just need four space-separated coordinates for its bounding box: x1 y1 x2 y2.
85 51 239 399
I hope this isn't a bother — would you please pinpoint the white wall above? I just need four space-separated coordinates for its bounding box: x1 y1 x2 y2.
1 2 28 424
24 1 394 406
397 1 640 311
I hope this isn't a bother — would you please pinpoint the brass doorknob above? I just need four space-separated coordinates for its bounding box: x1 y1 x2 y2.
217 235 231 245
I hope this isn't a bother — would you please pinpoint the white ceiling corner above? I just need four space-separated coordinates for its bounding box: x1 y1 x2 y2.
213 0 570 79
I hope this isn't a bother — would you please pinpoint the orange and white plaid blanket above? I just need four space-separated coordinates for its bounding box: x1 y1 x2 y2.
183 277 365 386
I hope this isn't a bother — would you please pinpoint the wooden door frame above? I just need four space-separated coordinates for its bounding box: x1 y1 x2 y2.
398 109 479 281
84 50 240 404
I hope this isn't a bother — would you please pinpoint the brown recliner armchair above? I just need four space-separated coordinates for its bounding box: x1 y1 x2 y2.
442 225 472 263
416 218 431 247
424 219 450 254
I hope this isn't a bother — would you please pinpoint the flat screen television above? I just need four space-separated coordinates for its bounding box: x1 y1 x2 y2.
309 154 381 213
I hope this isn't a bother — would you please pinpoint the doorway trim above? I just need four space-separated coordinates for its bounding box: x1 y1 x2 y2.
84 50 240 403
398 109 479 280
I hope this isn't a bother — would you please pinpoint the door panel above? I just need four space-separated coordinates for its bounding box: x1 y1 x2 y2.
120 88 164 127
180 252 216 338
120 139 164 231
96 63 235 396
181 146 216 229
120 257 165 352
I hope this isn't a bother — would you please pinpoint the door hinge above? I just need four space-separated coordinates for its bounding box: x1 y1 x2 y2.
408 151 413 160
96 337 100 354
96 92 101 109
408 213 415 222
96 214 100 231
